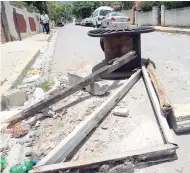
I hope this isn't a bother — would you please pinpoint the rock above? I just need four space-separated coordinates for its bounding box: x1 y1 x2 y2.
2 89 27 110
99 164 110 172
35 121 41 127
0 144 9 152
113 107 129 117
73 155 79 161
67 73 109 96
25 142 33 147
88 81 109 96
33 88 45 100
25 139 33 143
43 108 55 118
108 163 134 173
25 151 33 157
101 123 108 130
19 140 24 145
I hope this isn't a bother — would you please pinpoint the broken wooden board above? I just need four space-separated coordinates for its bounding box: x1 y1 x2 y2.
169 104 190 133
32 144 177 173
5 51 136 128
147 59 173 117
142 64 175 144
36 69 141 166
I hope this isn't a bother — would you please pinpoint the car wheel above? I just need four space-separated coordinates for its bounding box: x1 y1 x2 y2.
100 37 104 52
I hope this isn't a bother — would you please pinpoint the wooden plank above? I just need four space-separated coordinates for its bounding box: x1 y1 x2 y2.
32 144 177 173
5 51 136 128
36 70 141 166
142 64 176 145
146 59 173 117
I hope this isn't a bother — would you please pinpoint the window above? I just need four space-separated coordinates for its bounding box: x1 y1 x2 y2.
99 10 112 16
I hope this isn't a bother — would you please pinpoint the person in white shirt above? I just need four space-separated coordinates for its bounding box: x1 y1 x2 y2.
40 11 50 34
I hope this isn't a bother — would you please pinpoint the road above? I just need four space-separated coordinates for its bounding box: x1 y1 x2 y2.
51 24 190 173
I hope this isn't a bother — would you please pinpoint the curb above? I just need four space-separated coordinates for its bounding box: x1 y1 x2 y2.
155 29 190 35
0 48 40 96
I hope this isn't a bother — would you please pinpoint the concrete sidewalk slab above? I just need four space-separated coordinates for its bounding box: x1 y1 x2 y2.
154 26 190 35
0 33 52 96
170 104 190 133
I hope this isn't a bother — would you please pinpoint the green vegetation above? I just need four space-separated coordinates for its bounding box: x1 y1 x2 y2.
10 1 40 13
39 80 51 92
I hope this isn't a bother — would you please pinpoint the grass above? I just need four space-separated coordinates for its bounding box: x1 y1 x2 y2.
39 80 52 92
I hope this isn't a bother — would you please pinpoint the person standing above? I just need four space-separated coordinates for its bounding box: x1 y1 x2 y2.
40 11 50 34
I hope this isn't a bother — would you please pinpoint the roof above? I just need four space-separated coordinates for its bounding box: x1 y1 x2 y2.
94 6 113 12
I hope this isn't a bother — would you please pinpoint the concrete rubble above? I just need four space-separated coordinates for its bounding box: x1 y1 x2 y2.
2 89 28 110
67 72 110 96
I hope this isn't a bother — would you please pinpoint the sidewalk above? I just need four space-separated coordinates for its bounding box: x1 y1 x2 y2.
154 26 190 35
0 33 51 96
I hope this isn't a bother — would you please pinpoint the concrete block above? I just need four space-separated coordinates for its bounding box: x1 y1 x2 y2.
89 81 109 96
67 73 109 96
2 89 27 110
113 107 129 117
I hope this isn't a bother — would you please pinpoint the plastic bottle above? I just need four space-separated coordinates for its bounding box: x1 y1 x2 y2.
0 156 7 169
9 160 36 173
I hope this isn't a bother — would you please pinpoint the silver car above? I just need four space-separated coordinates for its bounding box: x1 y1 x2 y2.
101 12 130 28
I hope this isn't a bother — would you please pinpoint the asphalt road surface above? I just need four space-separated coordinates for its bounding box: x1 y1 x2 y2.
51 23 190 173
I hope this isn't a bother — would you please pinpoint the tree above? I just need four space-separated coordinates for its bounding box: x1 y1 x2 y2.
47 2 62 22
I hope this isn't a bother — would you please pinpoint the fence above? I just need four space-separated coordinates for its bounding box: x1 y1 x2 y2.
161 5 190 27
1 1 42 43
135 7 159 26
122 5 190 27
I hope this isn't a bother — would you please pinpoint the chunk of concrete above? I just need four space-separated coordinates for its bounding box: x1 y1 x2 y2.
67 73 109 96
2 89 27 110
113 107 129 117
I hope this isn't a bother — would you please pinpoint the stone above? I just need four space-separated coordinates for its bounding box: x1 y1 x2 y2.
33 88 45 100
99 164 110 172
35 121 41 127
88 81 109 96
25 142 33 147
113 107 129 117
108 163 134 173
0 144 9 152
101 124 108 130
67 72 109 96
2 89 27 110
43 108 55 118
25 151 33 157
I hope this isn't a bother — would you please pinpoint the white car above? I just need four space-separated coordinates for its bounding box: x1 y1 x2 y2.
81 19 86 26
92 6 113 28
100 12 130 28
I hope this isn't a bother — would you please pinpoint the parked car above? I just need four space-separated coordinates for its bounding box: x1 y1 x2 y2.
75 19 81 25
85 17 93 26
81 19 86 26
92 6 113 28
100 12 130 28
57 21 64 27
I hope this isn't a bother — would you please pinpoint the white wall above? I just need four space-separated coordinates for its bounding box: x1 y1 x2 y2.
4 1 19 40
136 11 153 26
163 6 190 27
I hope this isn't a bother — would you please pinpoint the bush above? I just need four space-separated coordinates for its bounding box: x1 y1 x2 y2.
10 1 40 13
161 1 190 9
139 2 161 12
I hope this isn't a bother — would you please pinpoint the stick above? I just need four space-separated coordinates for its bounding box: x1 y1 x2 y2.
146 59 173 117
32 144 177 173
5 51 136 127
36 70 141 166
142 64 176 144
